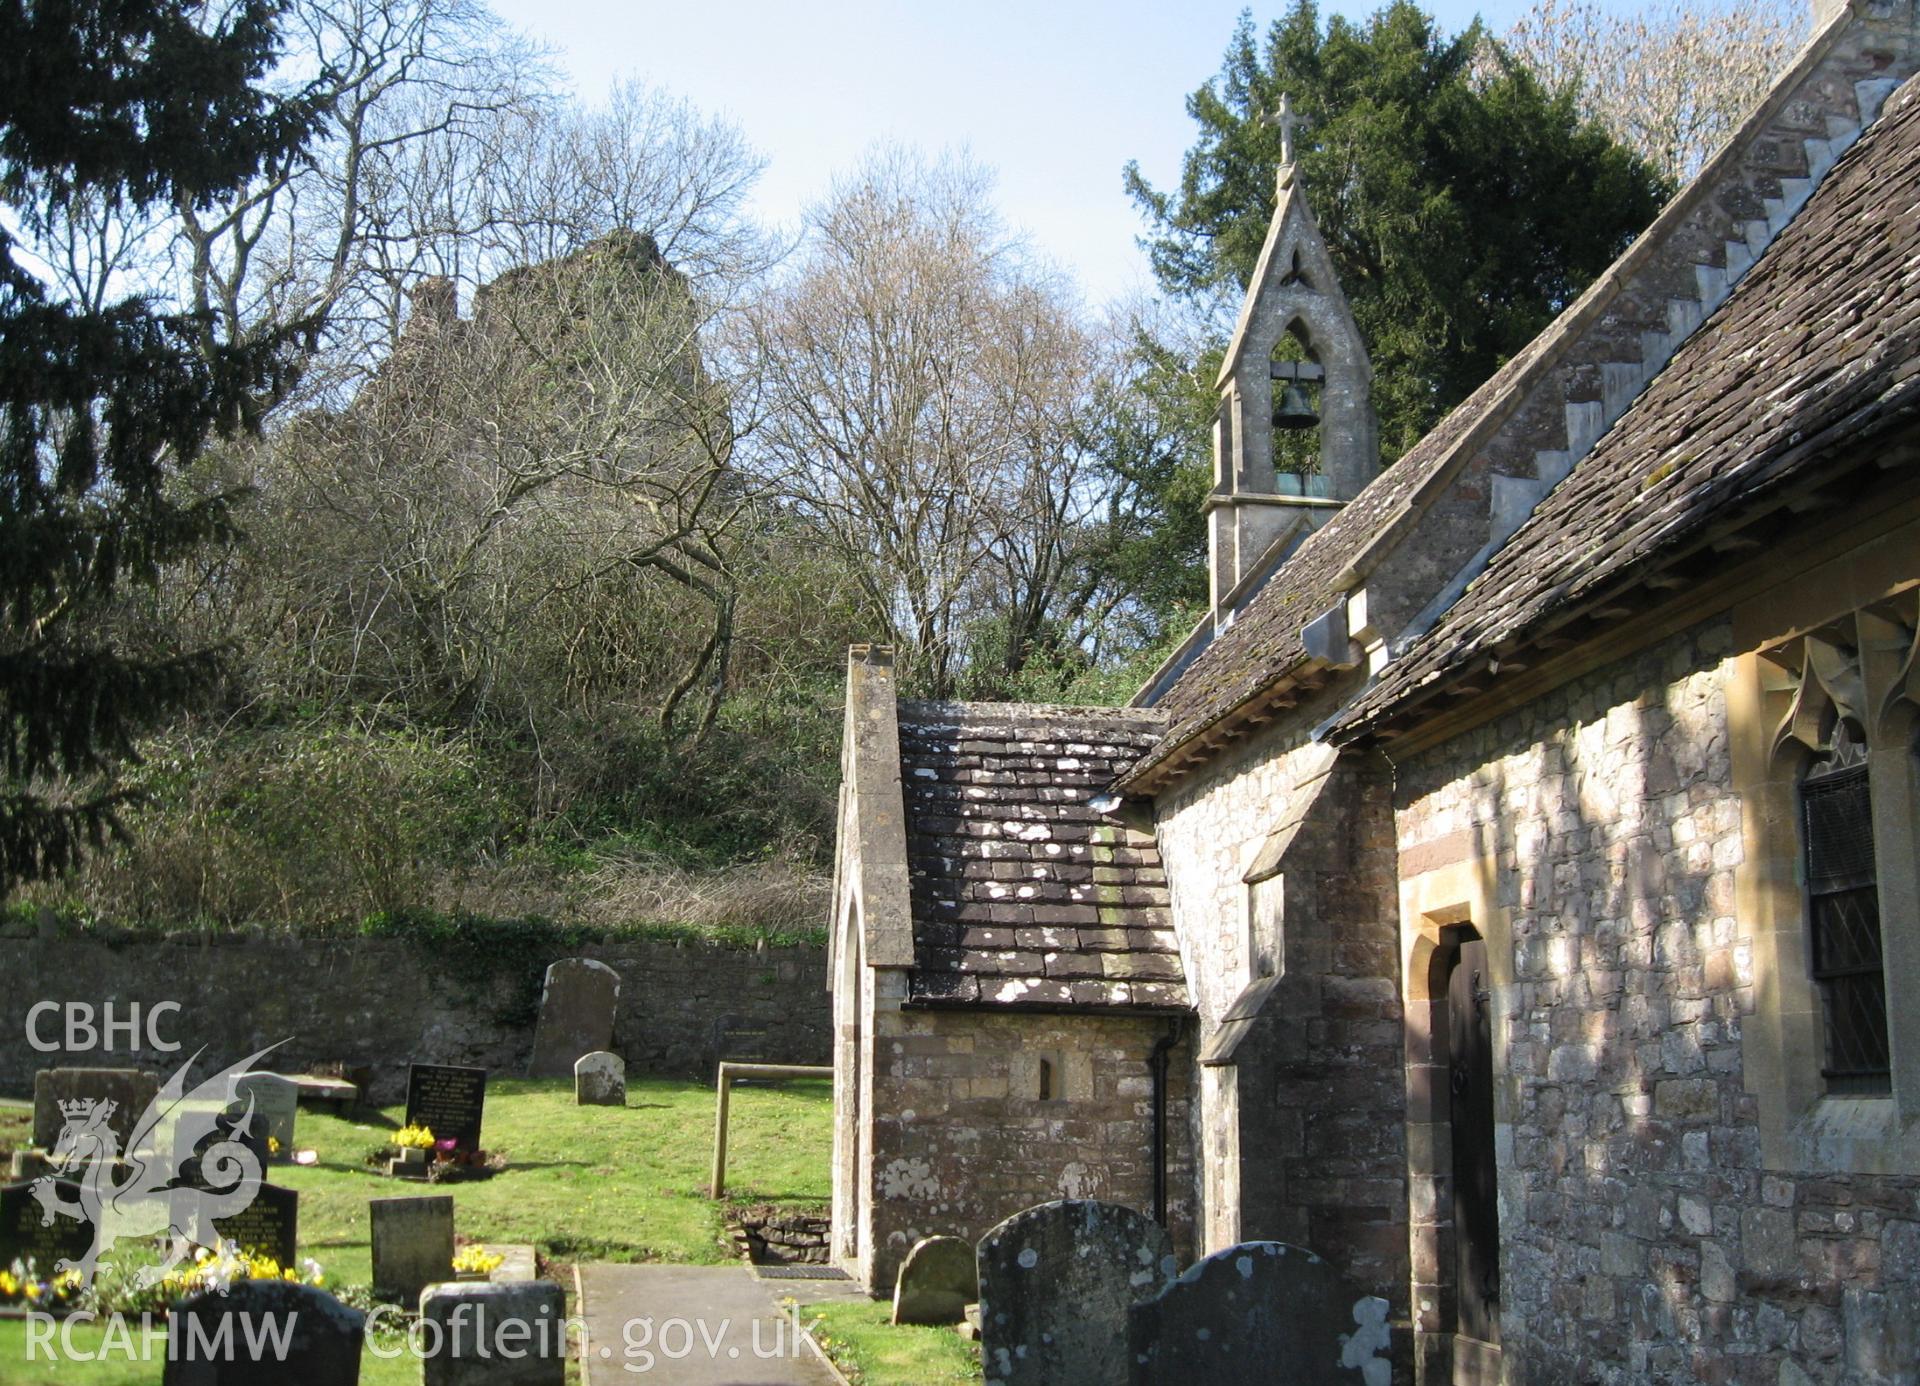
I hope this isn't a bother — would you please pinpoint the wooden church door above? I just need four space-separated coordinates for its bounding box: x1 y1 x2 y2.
1447 935 1501 1350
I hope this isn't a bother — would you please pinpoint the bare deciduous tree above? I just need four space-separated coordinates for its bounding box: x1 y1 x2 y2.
1502 0 1807 182
750 151 1113 698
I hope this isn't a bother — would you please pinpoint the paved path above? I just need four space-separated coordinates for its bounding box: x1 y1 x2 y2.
576 1264 863 1385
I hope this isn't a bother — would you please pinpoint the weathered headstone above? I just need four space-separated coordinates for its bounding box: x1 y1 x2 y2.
419 1280 568 1386
370 1195 455 1307
403 1064 487 1154
978 1200 1176 1386
162 1278 365 1385
32 1068 159 1153
527 958 620 1078
211 1182 300 1270
229 1073 299 1159
0 1179 93 1275
1129 1241 1391 1384
892 1234 977 1325
573 1051 625 1106
172 1097 269 1196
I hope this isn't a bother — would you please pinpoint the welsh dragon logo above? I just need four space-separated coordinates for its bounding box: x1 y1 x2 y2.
26 1043 285 1285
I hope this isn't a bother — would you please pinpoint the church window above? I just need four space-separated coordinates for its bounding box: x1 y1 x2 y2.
1800 723 1891 1094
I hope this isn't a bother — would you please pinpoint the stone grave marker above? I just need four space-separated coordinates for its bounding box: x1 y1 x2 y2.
211 1183 299 1269
31 1068 159 1153
711 1014 771 1064
371 1194 455 1307
1129 1240 1391 1384
229 1073 299 1159
0 1179 93 1275
892 1233 977 1325
172 1097 269 1191
573 1051 625 1106
404 1064 487 1154
162 1278 366 1385
419 1280 567 1385
977 1199 1176 1386
528 958 620 1078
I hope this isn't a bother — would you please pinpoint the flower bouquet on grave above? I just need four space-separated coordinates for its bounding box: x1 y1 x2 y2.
450 1244 505 1283
423 1138 506 1184
366 1123 436 1177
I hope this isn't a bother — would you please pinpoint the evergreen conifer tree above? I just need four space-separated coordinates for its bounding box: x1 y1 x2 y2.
0 1 324 890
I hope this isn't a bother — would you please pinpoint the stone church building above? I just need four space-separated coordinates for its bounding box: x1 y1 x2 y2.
829 1 1920 1380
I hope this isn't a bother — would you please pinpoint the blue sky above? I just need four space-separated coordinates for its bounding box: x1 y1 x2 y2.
485 0 1547 302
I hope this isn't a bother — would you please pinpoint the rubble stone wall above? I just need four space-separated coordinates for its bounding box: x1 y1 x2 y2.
857 1001 1193 1297
1153 706 1411 1333
0 932 828 1101
1395 617 1920 1384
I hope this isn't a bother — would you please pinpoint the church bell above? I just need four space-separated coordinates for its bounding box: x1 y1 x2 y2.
1273 381 1319 430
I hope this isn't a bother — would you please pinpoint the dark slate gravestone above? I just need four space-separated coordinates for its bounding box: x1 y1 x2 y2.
978 1200 1177 1386
893 1234 977 1325
32 1068 160 1152
0 1179 93 1275
1128 1241 1394 1386
528 959 620 1078
212 1183 299 1269
404 1064 487 1154
229 1073 299 1159
162 1278 366 1385
370 1195 454 1307
420 1280 568 1385
711 1014 771 1064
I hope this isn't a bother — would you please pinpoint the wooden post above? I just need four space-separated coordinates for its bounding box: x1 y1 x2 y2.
708 1061 833 1201
710 1068 732 1200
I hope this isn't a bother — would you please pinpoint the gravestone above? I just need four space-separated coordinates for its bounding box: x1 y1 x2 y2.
32 1068 160 1153
711 1014 771 1065
1129 1241 1391 1385
404 1064 487 1154
212 1183 300 1269
977 1200 1176 1386
573 1051 625 1106
528 958 620 1078
172 1097 269 1195
162 1278 366 1385
892 1234 977 1325
370 1194 455 1307
419 1280 567 1386
229 1073 299 1159
0 1179 93 1275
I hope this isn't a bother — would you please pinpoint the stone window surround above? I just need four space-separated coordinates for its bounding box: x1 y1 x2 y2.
1729 533 1920 1176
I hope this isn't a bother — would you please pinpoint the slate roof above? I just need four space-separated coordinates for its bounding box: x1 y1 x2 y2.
896 701 1189 1012
1336 73 1920 741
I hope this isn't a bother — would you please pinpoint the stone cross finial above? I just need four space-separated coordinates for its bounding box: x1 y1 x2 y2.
1261 93 1309 167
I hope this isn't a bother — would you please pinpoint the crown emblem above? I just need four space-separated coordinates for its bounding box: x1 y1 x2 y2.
59 1097 113 1121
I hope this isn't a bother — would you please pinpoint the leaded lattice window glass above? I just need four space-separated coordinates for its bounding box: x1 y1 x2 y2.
1801 722 1891 1094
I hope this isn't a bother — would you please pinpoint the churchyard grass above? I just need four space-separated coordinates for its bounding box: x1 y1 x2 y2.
0 1099 28 1162
802 1298 982 1383
0 1077 830 1382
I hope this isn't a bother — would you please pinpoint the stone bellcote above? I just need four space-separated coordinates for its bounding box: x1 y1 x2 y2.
1208 113 1376 620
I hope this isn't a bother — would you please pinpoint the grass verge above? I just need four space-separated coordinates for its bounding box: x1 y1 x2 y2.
803 1299 982 1385
0 1077 831 1383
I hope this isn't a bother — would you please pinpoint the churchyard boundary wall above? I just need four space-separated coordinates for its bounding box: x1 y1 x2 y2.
0 930 827 1102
